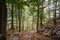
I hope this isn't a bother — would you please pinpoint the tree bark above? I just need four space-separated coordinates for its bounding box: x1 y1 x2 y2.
22 16 24 31
48 0 51 20
36 1 40 33
16 12 18 31
54 0 57 26
40 0 43 26
59 10 60 19
11 0 14 29
0 0 7 40
18 4 21 32
0 0 2 34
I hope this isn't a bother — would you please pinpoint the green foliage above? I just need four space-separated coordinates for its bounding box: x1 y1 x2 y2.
6 0 60 31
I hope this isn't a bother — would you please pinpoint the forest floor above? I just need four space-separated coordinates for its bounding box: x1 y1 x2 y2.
7 19 60 40
7 30 55 40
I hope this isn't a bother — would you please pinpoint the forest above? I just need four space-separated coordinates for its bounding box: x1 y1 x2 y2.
0 0 60 40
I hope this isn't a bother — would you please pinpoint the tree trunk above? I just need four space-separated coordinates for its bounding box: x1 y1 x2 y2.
16 12 18 31
58 2 60 19
0 0 7 40
48 0 51 20
18 4 21 32
18 8 21 32
0 0 2 34
59 9 60 19
36 1 40 33
20 8 22 31
54 0 57 26
11 1 14 29
40 0 43 26
22 16 24 31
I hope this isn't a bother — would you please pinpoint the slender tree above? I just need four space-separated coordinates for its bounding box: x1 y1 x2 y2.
36 0 40 32
54 0 58 26
0 0 7 40
48 0 51 20
18 2 21 32
11 0 14 29
16 11 18 31
22 16 24 31
20 8 22 31
40 0 44 26
58 1 60 19
0 0 2 34
59 9 60 19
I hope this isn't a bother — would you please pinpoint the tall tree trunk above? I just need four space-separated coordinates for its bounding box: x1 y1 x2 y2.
0 0 2 34
36 1 40 33
22 16 24 31
48 0 51 20
40 0 43 26
59 10 60 19
16 12 18 31
18 8 21 32
11 1 14 29
18 4 21 32
20 8 22 31
54 0 57 26
58 2 60 19
0 0 7 40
